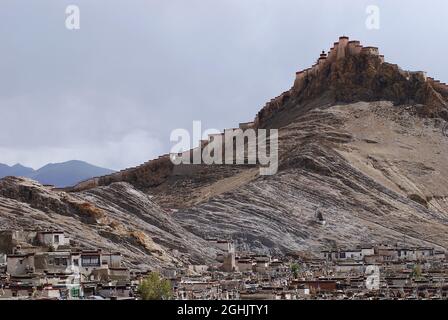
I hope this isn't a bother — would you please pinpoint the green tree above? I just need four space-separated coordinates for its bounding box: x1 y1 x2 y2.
138 272 173 300
291 263 301 279
412 264 422 280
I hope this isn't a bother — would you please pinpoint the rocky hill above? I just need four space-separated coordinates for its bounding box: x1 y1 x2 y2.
1 36 448 266
174 100 448 254
0 176 215 269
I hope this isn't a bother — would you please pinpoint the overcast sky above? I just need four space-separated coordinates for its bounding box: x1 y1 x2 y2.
0 0 447 170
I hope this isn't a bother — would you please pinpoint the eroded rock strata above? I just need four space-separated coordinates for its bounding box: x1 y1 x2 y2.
1 37 448 267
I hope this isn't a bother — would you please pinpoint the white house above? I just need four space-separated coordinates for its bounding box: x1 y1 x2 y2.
322 249 362 261
361 247 375 257
37 231 70 249
78 250 107 279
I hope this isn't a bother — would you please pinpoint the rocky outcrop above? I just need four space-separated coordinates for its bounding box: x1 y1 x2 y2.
255 37 448 128
0 177 215 269
70 155 175 192
173 101 448 254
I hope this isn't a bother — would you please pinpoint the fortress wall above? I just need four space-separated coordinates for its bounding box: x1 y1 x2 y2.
317 51 327 70
72 152 174 191
74 36 448 192
388 63 399 71
178 149 191 160
410 71 427 82
431 79 448 95
227 37 441 152
337 36 349 60
254 114 260 127
304 68 311 79
293 71 306 92
441 84 448 96
73 177 100 191
191 147 202 160
354 45 363 55
327 44 338 63
317 58 326 69
254 89 292 126
206 132 226 153
209 132 224 139
310 63 318 76
238 122 255 130
348 41 360 55
361 47 379 56
172 163 202 176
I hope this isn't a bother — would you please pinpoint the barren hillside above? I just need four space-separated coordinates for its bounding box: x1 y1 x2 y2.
1 36 448 266
0 177 215 269
173 101 448 254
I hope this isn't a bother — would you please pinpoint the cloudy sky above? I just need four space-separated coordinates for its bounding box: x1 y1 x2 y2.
0 0 447 170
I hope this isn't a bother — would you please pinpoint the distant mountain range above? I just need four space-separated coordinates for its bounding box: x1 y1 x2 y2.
0 160 115 188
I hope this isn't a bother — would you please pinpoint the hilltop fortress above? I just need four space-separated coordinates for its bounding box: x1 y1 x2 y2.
69 36 448 194
254 36 448 128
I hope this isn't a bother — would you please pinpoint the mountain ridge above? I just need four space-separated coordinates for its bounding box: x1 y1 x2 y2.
69 36 448 197
0 160 115 188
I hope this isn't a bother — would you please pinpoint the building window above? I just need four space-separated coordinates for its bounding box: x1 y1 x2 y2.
73 259 79 266
82 256 100 267
71 288 80 298
54 258 68 266
54 235 60 243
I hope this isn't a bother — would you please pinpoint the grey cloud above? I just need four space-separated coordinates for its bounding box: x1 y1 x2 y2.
0 0 447 169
